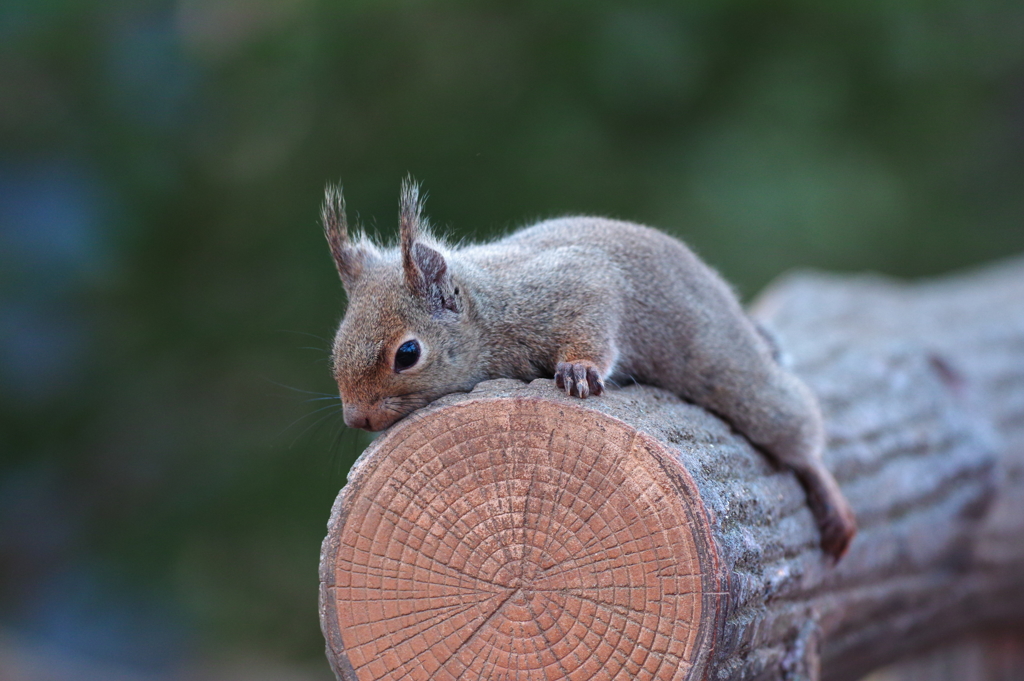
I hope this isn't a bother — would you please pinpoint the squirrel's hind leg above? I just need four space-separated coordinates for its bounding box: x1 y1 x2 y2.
744 371 857 559
792 460 858 559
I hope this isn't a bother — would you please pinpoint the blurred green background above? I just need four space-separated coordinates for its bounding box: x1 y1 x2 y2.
1 1 1023 678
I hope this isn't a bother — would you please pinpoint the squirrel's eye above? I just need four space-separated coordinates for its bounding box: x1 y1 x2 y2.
394 340 421 371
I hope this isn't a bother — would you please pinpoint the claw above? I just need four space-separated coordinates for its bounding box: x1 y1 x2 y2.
555 361 605 399
574 364 588 398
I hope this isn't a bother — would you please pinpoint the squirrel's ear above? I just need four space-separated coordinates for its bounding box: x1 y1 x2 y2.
399 178 459 315
408 242 460 315
322 183 364 290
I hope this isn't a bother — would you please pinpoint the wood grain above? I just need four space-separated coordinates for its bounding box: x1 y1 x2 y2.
320 396 723 680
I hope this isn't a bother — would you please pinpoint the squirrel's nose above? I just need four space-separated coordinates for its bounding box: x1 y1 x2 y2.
343 406 372 430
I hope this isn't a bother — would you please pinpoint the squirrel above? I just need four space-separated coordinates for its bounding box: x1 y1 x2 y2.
321 178 857 559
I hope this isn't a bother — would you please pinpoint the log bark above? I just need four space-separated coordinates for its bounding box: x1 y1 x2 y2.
862 632 1024 681
319 256 1024 681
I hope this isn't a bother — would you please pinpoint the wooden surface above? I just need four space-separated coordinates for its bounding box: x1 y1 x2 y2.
318 395 722 680
319 256 1024 681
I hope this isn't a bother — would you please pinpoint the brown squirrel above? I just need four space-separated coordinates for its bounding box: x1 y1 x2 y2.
322 179 857 558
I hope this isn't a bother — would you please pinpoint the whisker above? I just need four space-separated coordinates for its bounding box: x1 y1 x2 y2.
382 381 479 415
280 402 345 437
386 389 430 400
328 425 351 479
386 398 424 407
289 406 345 449
276 329 334 346
262 377 338 398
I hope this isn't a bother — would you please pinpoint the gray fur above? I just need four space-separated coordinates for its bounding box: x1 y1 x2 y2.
323 182 857 558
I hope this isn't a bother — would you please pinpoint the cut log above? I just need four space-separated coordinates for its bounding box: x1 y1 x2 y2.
319 257 1024 681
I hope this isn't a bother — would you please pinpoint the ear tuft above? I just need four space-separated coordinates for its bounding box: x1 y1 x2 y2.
322 183 364 289
400 176 426 289
398 177 459 315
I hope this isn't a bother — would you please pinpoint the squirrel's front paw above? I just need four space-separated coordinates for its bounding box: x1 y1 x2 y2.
555 362 605 398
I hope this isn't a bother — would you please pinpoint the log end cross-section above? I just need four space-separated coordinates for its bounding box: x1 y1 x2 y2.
319 396 723 681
